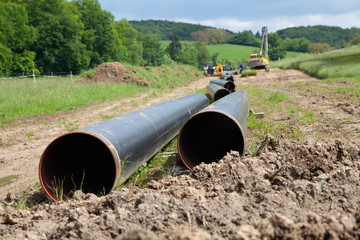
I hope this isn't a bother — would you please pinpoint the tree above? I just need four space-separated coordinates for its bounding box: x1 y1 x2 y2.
190 28 231 44
176 44 197 66
0 1 37 74
0 43 13 76
169 34 182 61
268 33 286 60
127 42 144 65
141 34 164 66
113 19 138 47
24 0 88 72
230 30 260 47
308 43 331 53
194 42 210 68
72 0 115 68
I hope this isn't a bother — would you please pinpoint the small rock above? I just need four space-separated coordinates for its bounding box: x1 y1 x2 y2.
317 175 329 181
3 214 17 225
72 190 86 201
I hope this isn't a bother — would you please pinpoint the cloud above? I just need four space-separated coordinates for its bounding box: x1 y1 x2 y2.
175 10 360 33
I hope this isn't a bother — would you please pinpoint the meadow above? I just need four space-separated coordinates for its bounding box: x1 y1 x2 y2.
162 41 301 66
0 65 200 126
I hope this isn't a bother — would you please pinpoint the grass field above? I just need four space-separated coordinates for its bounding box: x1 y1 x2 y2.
162 41 301 68
0 65 201 126
276 45 360 100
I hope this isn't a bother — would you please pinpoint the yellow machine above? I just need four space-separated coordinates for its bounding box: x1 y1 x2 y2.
247 26 270 72
216 63 224 76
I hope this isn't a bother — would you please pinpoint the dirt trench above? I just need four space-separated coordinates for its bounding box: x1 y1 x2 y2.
1 68 360 239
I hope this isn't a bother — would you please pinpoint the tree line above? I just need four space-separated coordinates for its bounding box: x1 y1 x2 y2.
2 1 359 76
0 0 215 76
133 20 360 60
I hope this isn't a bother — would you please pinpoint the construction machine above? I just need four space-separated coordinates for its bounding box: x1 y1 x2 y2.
215 63 224 76
204 62 215 76
247 26 270 72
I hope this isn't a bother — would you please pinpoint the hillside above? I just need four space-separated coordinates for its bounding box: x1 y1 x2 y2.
129 20 213 40
277 25 360 47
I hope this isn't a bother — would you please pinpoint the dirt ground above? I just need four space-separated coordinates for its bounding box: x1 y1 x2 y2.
0 68 360 239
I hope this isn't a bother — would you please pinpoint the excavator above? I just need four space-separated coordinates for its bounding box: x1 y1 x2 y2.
247 26 270 72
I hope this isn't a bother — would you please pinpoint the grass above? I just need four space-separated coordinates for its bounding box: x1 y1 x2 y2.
276 45 360 101
0 65 201 126
241 70 257 77
277 45 360 79
161 41 302 68
124 137 178 186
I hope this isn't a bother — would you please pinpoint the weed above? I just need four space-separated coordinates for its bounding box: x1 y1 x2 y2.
202 215 207 229
87 70 94 78
100 114 115 120
161 166 175 179
69 170 86 197
64 121 79 131
26 131 35 139
50 176 66 201
266 92 288 103
33 181 42 190
246 141 260 157
11 196 28 210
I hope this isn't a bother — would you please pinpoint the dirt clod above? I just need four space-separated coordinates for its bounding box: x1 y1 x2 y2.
77 62 148 86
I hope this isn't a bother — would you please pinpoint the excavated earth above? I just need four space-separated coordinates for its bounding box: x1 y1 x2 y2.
1 68 360 239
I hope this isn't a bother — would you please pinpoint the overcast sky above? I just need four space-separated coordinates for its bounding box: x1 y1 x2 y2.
97 0 360 33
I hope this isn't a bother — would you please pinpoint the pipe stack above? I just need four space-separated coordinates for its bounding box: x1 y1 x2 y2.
39 94 209 201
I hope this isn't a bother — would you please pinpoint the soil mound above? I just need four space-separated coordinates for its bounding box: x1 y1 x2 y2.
77 62 148 86
1 136 359 239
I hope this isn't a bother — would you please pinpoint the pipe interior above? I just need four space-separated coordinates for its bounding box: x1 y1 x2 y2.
214 89 230 101
178 112 244 170
40 133 116 200
225 82 235 91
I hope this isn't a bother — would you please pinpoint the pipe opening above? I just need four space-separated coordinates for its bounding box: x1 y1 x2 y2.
214 89 230 101
178 111 244 171
224 82 235 92
39 132 117 201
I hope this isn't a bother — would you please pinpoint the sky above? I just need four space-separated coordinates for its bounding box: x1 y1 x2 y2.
97 0 360 33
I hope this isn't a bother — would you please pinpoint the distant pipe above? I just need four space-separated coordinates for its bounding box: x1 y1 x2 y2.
227 70 239 75
206 83 230 101
210 79 235 92
220 73 234 81
178 91 249 171
39 94 209 201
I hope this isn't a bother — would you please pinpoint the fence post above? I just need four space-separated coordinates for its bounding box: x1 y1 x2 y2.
33 70 36 83
70 71 73 81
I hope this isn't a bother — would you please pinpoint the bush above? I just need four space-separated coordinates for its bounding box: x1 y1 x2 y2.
308 43 331 53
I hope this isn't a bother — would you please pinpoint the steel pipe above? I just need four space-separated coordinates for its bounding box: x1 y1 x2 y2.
206 83 230 101
178 91 249 171
227 70 239 75
209 79 235 92
220 73 234 81
39 94 209 201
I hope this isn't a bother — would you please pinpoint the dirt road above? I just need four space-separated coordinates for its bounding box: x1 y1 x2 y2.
1 68 359 239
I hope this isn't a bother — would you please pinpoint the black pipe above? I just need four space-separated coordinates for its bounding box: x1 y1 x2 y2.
206 83 230 101
39 94 209 201
227 70 239 75
220 73 234 81
209 79 235 92
178 91 249 171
